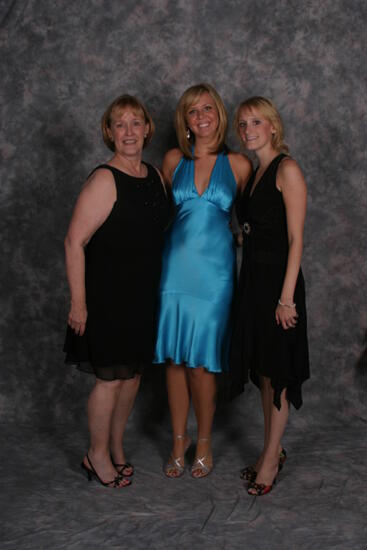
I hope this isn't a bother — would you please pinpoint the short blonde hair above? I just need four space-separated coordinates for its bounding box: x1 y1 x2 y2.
175 83 228 159
101 94 155 152
234 96 289 154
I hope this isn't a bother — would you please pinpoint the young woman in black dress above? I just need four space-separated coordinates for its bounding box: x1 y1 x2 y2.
230 97 310 496
64 95 171 488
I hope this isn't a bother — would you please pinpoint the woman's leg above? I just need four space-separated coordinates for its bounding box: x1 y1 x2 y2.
165 363 191 477
249 387 289 490
110 374 141 471
188 367 216 477
261 376 273 448
253 376 273 469
84 378 122 482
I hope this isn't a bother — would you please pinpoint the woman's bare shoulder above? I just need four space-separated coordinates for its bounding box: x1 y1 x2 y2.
278 157 305 180
162 148 183 183
81 166 116 193
277 157 306 192
163 148 183 166
227 151 252 169
227 151 252 189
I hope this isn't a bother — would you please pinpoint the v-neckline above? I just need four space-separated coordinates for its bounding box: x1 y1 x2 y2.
249 154 281 198
193 153 219 198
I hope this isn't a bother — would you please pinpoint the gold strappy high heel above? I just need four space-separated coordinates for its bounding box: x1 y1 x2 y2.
164 434 191 478
191 437 213 479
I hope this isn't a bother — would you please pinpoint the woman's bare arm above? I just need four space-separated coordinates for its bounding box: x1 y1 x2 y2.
162 148 183 185
275 158 307 330
228 151 252 192
228 152 252 245
64 168 116 335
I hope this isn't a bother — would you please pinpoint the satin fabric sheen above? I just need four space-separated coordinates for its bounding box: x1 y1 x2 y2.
154 151 237 373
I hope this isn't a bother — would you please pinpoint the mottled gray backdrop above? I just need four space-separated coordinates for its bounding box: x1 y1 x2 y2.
1 1 367 548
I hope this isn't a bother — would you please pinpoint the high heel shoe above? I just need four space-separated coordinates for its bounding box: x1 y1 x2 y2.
247 467 279 496
240 448 287 481
191 437 213 479
278 448 287 471
247 475 278 496
111 457 134 477
81 454 131 488
240 465 257 482
164 434 191 478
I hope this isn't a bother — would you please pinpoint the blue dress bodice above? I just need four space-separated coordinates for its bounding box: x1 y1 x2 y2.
172 151 236 210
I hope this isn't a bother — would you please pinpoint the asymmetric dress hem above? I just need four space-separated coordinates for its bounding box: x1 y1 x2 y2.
230 154 310 409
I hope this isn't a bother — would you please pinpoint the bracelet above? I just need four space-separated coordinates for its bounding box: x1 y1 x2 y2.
278 299 296 308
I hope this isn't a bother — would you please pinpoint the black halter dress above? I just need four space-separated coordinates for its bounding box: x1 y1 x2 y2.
230 154 310 409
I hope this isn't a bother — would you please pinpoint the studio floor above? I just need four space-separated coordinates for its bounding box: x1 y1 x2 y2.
1 391 366 550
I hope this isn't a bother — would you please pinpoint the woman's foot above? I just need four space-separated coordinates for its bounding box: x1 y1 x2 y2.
83 451 119 482
240 446 286 480
240 449 265 481
110 451 134 477
110 441 134 476
82 453 130 488
112 461 134 477
164 434 191 478
191 437 213 479
247 457 279 496
240 464 257 482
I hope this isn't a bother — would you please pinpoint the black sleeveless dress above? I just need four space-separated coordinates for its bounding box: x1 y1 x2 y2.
64 163 172 380
230 154 310 409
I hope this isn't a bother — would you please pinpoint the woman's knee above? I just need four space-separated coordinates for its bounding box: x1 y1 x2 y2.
95 378 122 391
128 374 141 388
188 367 204 380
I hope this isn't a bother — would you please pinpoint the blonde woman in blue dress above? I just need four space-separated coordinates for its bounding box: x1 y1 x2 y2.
154 84 251 478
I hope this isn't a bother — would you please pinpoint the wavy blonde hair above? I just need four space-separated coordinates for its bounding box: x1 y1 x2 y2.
101 94 155 152
234 96 289 154
175 83 228 159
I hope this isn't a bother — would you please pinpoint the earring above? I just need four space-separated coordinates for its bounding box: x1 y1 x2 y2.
186 128 191 140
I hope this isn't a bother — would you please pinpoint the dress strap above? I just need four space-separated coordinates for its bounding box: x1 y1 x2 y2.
87 164 117 179
272 153 289 170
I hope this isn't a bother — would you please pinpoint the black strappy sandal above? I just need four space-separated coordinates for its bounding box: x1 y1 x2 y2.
113 462 134 477
81 454 131 488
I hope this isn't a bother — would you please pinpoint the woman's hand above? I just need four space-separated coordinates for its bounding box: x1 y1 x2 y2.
275 158 306 331
68 301 88 336
275 303 298 330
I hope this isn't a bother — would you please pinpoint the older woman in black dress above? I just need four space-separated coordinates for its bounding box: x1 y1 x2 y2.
230 97 310 496
64 95 171 488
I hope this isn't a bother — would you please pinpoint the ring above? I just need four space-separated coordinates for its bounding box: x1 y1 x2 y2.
243 222 251 235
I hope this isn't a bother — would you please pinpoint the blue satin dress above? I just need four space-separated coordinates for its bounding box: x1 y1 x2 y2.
154 151 237 373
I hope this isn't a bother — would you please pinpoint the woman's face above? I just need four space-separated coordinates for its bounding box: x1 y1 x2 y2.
237 107 275 152
185 92 219 139
107 107 149 157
